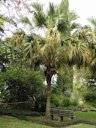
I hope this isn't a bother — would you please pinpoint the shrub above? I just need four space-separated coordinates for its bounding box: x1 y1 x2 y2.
84 92 96 102
0 66 46 110
70 100 78 106
60 97 70 107
51 94 62 107
51 95 71 107
34 95 46 112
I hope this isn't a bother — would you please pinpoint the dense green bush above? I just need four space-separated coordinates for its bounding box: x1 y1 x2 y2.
69 97 78 106
0 109 41 116
51 94 71 107
51 94 61 107
84 92 96 102
35 95 46 112
60 97 70 107
0 66 46 110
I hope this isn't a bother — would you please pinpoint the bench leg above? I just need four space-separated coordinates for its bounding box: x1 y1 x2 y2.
60 116 63 121
51 115 53 120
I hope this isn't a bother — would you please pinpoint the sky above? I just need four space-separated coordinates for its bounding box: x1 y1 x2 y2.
69 0 96 25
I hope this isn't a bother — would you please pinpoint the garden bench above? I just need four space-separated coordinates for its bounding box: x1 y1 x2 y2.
50 108 74 121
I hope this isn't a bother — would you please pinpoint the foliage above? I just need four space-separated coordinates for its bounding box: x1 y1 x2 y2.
60 97 70 107
0 66 45 109
83 102 96 111
56 66 73 95
69 97 78 106
0 109 41 116
35 95 46 112
51 94 77 107
51 94 62 107
84 92 96 102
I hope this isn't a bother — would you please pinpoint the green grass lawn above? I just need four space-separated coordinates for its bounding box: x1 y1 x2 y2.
0 116 52 128
75 111 96 121
0 111 96 128
66 124 96 128
0 115 96 128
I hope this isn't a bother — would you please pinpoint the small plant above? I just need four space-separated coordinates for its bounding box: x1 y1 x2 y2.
84 92 96 102
60 97 70 107
51 94 62 107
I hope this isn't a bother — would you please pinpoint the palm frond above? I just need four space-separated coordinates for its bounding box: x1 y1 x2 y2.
21 17 32 26
48 3 56 18
33 11 47 28
46 2 58 28
67 38 91 67
39 28 61 65
0 15 17 27
4 17 17 27
69 11 79 21
71 22 81 30
32 2 47 28
45 28 60 46
58 0 69 14
88 18 96 27
57 20 68 32
74 26 92 42
32 2 42 12
24 41 34 60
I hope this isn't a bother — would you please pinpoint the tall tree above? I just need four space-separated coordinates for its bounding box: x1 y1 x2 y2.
32 0 72 117
32 0 91 117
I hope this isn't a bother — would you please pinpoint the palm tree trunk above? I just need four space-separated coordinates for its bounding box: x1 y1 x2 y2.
46 76 51 118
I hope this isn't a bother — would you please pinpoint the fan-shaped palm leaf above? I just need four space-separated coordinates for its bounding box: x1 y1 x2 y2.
67 38 91 67
33 11 47 28
88 18 96 27
69 11 79 21
32 2 43 12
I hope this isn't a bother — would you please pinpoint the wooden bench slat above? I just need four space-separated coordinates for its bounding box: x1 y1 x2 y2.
50 108 74 121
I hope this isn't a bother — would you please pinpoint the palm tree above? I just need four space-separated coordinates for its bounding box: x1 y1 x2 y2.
31 0 70 117
69 26 92 105
32 0 91 117
36 28 61 117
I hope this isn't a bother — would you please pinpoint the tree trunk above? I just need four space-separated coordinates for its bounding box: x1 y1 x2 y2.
46 76 51 118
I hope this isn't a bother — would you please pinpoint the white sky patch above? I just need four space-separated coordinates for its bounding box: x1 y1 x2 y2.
44 74 57 86
69 0 96 25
